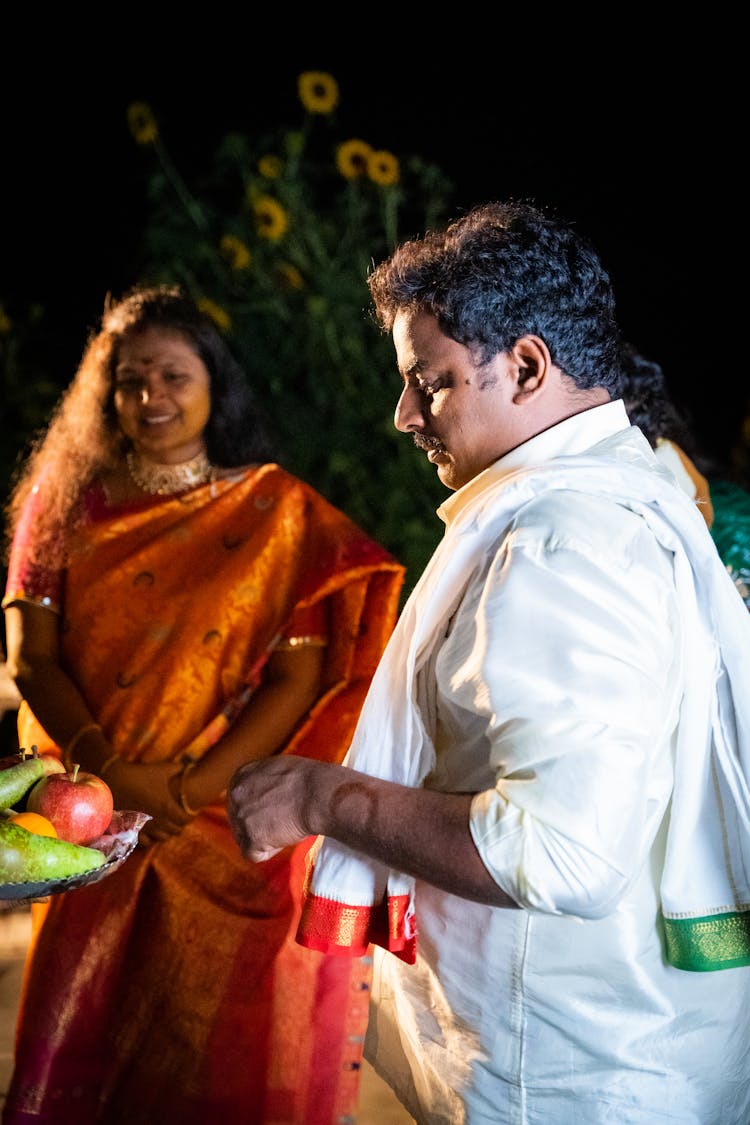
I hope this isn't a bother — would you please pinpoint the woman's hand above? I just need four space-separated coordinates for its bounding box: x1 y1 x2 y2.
103 759 192 845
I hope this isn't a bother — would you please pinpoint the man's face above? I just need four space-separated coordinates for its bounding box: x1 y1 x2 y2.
392 309 522 491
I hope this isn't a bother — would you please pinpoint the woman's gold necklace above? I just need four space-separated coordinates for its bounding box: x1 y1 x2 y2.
125 449 216 495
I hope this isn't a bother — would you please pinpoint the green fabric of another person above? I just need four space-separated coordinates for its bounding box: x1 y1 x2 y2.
710 477 750 609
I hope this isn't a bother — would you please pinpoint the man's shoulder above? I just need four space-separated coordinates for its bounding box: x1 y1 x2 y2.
509 487 648 559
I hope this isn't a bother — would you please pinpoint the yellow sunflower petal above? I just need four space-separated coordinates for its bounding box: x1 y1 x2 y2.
276 262 305 290
197 297 232 332
367 149 400 187
336 139 373 181
219 234 252 271
127 102 159 145
258 155 283 179
252 194 289 242
298 71 339 115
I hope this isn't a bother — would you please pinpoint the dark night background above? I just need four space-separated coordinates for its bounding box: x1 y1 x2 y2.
0 38 737 469
0 33 739 749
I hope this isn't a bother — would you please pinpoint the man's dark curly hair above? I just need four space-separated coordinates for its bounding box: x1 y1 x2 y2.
368 200 624 396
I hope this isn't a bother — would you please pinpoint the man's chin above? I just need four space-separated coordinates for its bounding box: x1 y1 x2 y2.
435 461 460 491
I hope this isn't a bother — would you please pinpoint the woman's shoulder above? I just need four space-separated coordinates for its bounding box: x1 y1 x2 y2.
239 462 326 502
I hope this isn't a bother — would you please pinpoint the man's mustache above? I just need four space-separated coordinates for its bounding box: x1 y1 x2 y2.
412 433 447 454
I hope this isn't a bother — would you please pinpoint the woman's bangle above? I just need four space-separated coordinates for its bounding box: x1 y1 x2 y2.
177 760 201 817
63 722 102 771
98 753 121 781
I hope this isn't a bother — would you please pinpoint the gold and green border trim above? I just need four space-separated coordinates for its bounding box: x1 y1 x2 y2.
663 909 750 971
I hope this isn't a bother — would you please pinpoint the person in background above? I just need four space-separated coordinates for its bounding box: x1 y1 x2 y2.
622 340 750 609
227 201 750 1124
710 476 750 609
620 340 713 526
1 285 405 1125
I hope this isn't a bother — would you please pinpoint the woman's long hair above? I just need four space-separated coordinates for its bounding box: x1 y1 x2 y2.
619 341 699 455
3 284 281 567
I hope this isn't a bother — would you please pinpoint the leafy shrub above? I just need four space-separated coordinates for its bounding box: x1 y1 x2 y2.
126 73 454 589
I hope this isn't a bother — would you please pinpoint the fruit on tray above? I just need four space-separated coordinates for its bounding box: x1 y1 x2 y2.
0 819 107 883
0 747 66 810
27 763 114 846
8 811 58 837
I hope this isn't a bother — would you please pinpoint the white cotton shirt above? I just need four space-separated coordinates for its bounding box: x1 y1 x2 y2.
365 400 750 1124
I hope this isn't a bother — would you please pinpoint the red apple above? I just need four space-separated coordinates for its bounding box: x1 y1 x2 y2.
27 762 114 845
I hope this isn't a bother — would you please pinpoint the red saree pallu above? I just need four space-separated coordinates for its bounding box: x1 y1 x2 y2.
3 463 404 1125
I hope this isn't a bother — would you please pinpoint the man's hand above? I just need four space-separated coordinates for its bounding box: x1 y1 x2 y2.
227 756 512 906
227 756 325 861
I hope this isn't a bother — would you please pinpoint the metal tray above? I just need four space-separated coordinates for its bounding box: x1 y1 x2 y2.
0 810 151 902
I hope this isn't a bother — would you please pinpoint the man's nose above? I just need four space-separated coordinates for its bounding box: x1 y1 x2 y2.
394 384 425 433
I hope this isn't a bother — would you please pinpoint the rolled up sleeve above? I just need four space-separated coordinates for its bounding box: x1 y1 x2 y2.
460 495 681 918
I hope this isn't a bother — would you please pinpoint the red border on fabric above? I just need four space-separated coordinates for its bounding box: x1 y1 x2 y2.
297 891 417 964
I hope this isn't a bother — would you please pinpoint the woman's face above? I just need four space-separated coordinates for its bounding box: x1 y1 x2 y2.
113 326 212 463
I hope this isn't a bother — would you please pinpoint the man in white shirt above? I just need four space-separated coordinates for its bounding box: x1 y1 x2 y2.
227 202 750 1124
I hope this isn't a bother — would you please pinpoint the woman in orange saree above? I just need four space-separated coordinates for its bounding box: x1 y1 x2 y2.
1 286 404 1124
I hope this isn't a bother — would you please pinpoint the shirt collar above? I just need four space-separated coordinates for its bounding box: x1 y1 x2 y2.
438 399 632 527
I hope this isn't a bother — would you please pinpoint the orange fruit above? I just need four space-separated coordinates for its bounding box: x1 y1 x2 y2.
8 810 58 838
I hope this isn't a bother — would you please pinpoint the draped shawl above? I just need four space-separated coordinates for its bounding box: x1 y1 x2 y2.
297 432 750 973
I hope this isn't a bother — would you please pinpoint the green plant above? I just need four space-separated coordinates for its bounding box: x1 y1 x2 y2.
126 73 454 589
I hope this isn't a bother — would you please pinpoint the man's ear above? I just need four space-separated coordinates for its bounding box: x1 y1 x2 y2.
509 335 552 402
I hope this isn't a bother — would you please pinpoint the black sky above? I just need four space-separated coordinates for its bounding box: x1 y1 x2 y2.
1 41 735 463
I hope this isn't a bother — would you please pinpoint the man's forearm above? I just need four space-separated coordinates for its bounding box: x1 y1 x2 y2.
307 762 518 908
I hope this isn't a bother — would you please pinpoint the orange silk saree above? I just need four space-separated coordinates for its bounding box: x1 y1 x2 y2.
3 464 404 1125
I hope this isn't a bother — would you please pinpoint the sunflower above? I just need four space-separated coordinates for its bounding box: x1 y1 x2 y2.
275 262 305 290
219 234 251 271
298 71 339 115
197 297 232 332
367 149 400 187
336 139 373 181
127 102 158 146
251 194 289 242
258 155 283 179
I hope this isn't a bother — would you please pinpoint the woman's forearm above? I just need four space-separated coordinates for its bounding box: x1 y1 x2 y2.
4 602 110 767
6 658 112 772
181 643 325 810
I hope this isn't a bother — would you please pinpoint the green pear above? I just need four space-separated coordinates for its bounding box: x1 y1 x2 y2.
0 748 65 810
0 820 106 883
